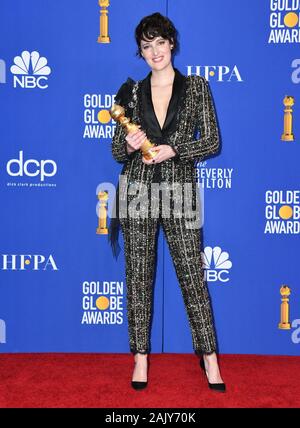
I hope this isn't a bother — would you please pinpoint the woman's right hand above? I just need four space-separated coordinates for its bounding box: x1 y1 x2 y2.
125 129 147 154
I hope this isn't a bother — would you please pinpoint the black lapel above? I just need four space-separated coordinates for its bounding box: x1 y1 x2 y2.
140 67 185 138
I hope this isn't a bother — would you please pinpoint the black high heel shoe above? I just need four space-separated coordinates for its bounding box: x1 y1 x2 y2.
131 357 149 390
200 357 226 393
131 379 148 390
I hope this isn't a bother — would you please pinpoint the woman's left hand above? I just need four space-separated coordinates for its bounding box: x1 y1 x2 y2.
142 145 177 164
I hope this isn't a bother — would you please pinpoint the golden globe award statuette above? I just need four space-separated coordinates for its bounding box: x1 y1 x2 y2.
97 0 110 44
278 285 291 330
110 104 157 160
96 191 108 235
281 96 295 142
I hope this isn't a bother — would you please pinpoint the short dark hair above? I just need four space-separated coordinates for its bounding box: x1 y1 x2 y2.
135 12 179 59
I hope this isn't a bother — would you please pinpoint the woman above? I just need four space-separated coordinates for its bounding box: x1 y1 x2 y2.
109 12 225 392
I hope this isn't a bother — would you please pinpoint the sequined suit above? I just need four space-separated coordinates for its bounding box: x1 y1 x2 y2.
110 68 220 356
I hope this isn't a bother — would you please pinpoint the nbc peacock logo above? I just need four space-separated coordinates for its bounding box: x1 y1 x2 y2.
201 246 232 283
268 0 300 44
195 160 234 190
10 50 51 89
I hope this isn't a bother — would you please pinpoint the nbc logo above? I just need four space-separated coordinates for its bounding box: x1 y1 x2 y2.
201 246 232 283
10 51 51 89
0 319 6 344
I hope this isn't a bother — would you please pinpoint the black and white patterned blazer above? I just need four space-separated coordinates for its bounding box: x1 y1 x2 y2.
111 67 220 183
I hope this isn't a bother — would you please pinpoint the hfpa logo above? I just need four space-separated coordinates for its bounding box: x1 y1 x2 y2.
291 59 300 84
0 320 6 344
0 59 6 84
1 254 58 271
10 51 51 89
201 246 232 283
291 320 300 344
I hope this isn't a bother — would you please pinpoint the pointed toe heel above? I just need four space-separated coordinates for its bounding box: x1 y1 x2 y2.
200 357 226 393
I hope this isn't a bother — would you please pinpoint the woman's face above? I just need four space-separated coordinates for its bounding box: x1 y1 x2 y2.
140 36 173 71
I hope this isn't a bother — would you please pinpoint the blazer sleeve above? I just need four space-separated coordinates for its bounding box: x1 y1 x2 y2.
170 76 220 163
111 78 136 163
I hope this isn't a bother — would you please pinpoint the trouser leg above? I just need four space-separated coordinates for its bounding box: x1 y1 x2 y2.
120 217 158 355
160 214 218 355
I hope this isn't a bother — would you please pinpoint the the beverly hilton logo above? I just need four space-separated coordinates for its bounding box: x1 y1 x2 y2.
201 246 232 283
268 0 300 44
10 51 51 89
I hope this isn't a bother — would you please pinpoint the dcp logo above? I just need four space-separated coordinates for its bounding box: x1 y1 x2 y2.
7 151 57 182
10 51 51 89
0 319 6 344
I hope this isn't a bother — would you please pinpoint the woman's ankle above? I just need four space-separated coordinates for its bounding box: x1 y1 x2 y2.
134 352 148 362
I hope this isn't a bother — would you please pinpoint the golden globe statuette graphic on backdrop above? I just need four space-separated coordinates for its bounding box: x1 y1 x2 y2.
97 0 110 44
96 191 108 235
110 104 157 160
278 285 291 330
281 96 295 142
